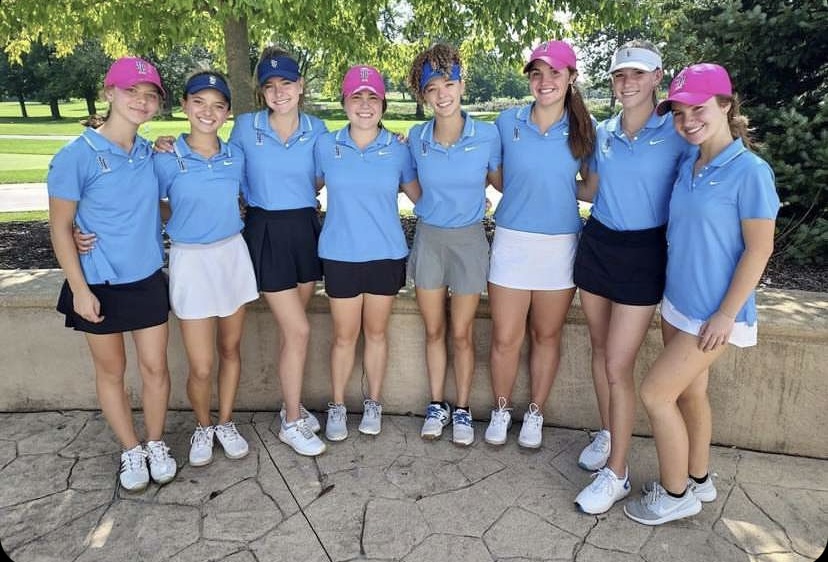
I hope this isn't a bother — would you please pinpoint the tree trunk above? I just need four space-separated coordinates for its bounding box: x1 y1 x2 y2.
85 93 97 116
223 16 254 116
49 98 61 120
415 101 425 120
16 94 28 118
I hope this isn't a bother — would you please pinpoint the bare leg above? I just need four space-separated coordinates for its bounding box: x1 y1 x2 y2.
131 322 171 441
449 293 481 407
579 290 612 429
215 306 246 424
526 288 575 409
180 317 217 427
488 282 531 404
416 287 448 402
86 333 138 448
361 294 396 401
329 295 363 404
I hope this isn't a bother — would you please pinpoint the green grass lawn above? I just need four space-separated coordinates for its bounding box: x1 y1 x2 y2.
0 210 49 222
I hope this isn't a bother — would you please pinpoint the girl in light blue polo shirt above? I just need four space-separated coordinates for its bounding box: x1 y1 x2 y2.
572 41 693 516
48 57 176 493
229 47 328 457
316 65 421 442
405 43 502 446
624 63 779 526
153 70 259 468
484 40 595 451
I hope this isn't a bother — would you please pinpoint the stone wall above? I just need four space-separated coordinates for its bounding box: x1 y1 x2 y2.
1 269 826 458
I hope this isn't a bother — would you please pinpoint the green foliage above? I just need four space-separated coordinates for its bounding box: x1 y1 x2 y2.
464 51 528 103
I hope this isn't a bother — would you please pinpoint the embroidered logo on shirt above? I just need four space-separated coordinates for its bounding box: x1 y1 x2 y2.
512 127 520 142
709 180 723 185
649 138 666 145
96 155 111 172
464 145 478 152
255 131 264 146
334 145 342 159
223 160 233 166
378 149 392 156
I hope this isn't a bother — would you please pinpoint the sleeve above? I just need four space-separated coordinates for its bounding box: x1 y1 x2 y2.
737 159 780 220
488 126 502 171
46 143 85 201
153 155 174 199
398 143 417 184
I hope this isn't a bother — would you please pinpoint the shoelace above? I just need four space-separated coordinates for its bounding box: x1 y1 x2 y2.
453 410 472 426
294 419 315 439
216 422 241 442
146 442 170 463
190 426 213 446
590 430 610 453
643 482 667 506
425 404 446 420
525 403 542 428
492 396 512 425
364 400 380 419
589 467 618 494
122 448 147 471
328 403 346 422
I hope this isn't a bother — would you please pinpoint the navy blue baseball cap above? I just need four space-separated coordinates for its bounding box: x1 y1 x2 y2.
184 73 232 107
257 55 301 85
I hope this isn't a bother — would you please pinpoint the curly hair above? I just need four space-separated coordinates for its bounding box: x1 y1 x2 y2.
407 43 462 104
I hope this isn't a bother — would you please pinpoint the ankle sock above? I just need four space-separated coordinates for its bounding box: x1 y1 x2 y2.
667 487 687 499
690 473 709 484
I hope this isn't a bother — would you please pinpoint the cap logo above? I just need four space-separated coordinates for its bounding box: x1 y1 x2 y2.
360 67 370 82
271 59 278 68
673 71 687 91
135 59 147 75
209 75 216 85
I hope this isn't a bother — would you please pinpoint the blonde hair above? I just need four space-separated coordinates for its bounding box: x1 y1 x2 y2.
615 39 662 107
254 46 304 110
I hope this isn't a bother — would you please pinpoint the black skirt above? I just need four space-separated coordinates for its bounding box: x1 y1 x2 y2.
243 206 322 293
57 268 170 334
573 216 667 306
322 258 406 298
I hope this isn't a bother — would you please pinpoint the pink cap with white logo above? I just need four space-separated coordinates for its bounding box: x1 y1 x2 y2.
104 57 165 98
341 65 386 99
523 40 577 73
656 63 732 115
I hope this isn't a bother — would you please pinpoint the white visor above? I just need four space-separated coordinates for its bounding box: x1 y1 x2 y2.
609 47 662 73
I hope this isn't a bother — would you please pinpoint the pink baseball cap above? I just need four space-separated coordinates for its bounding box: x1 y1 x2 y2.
342 65 386 99
523 40 577 73
656 63 732 115
104 57 165 98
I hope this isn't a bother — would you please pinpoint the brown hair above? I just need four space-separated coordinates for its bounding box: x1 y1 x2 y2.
407 43 462 105
716 94 754 150
254 46 304 110
615 39 662 107
550 72 595 161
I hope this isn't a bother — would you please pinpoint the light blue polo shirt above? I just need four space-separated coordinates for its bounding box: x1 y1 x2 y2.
494 105 583 235
665 139 779 325
409 113 501 228
154 135 245 244
47 129 163 285
229 110 327 210
315 127 417 262
590 112 692 230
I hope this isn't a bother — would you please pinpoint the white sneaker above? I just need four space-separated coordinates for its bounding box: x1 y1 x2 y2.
188 425 215 467
517 402 543 449
421 402 450 439
578 429 611 471
452 408 474 446
642 475 717 503
575 466 631 514
279 418 327 456
119 445 149 492
214 421 249 459
358 399 382 435
325 403 348 441
624 482 702 525
145 440 177 485
279 403 321 433
484 396 512 445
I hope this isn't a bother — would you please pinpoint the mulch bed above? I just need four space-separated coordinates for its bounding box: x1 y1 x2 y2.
2 219 825 293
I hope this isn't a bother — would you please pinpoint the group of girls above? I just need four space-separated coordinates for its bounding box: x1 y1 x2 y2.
49 37 778 528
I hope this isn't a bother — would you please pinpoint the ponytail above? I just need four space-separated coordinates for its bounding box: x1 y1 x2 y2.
565 82 595 160
717 94 753 150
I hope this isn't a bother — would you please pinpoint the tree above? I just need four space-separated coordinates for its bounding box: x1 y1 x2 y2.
0 50 37 117
1 0 646 115
63 40 111 116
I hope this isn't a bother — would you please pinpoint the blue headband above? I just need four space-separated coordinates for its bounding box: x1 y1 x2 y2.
419 61 462 91
257 55 301 85
184 74 232 107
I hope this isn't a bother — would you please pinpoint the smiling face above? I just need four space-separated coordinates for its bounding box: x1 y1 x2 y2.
611 67 662 111
671 96 732 146
422 76 464 119
261 76 304 116
343 89 383 132
182 88 230 135
107 83 161 126
527 61 573 109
